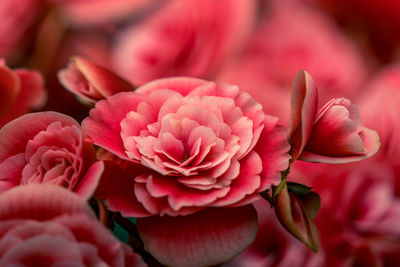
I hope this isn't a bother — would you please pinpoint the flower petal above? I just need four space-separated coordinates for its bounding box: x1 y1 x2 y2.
0 184 94 221
73 161 104 199
59 56 134 104
94 161 152 217
82 92 147 160
137 205 258 267
0 63 19 117
287 70 318 161
0 112 78 162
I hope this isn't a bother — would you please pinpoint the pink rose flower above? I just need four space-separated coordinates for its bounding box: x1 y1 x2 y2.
288 71 379 163
216 1 368 123
0 59 47 127
84 77 290 216
83 77 290 266
0 111 103 198
0 184 143 266
112 0 256 85
311 162 400 266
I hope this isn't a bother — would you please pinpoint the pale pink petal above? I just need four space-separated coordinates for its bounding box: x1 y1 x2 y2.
300 127 380 163
58 57 134 103
253 116 291 188
234 91 266 157
146 174 229 211
137 205 258 267
134 182 165 215
0 184 94 221
177 175 216 190
136 77 208 96
187 126 217 165
215 159 240 188
305 105 365 156
82 92 147 159
287 70 319 161
154 132 185 163
212 152 262 207
73 161 104 199
0 112 78 161
188 81 240 99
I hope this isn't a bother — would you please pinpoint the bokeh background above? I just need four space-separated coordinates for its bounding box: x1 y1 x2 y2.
1 0 399 266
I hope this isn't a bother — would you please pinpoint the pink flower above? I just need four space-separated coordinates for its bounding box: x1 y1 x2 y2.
357 64 400 167
0 111 103 199
0 59 47 127
0 0 44 59
84 77 290 215
311 162 400 266
288 71 380 163
83 77 290 266
112 0 256 85
216 2 368 123
0 184 143 266
58 56 135 104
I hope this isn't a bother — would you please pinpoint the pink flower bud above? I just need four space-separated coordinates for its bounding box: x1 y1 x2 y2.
288 70 380 163
274 182 320 252
58 56 134 104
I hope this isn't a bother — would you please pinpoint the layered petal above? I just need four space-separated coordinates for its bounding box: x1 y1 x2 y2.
86 77 290 216
300 98 380 163
137 205 258 267
0 112 102 198
0 184 141 267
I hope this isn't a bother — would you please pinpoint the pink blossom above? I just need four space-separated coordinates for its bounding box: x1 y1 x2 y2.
0 59 47 127
0 184 143 266
84 77 290 216
0 111 103 199
357 64 400 166
216 2 368 123
288 71 379 163
83 77 290 266
112 0 256 85
0 0 44 59
311 162 400 266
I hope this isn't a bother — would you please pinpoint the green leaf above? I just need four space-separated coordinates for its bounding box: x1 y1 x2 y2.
287 181 312 195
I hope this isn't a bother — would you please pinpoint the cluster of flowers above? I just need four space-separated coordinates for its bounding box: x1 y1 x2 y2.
0 0 398 266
